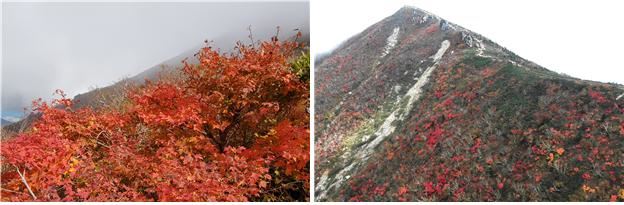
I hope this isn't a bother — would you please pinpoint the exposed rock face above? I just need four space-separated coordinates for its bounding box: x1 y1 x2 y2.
461 32 474 47
315 6 624 202
381 27 401 58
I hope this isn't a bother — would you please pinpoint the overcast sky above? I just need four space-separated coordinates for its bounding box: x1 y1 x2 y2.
1 1 309 120
313 0 624 85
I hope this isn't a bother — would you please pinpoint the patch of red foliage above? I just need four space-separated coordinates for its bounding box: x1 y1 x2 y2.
0 38 309 201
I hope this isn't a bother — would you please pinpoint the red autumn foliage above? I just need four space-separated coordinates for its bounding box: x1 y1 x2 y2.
0 37 309 201
315 6 624 202
588 89 607 104
425 24 439 34
426 126 444 149
397 186 409 195
423 182 436 195
480 67 496 78
582 173 592 181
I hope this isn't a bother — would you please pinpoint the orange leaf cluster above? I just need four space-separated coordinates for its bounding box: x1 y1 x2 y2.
1 37 309 202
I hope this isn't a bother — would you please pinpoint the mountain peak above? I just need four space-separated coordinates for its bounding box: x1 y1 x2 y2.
316 5 624 202
397 5 433 16
392 6 440 24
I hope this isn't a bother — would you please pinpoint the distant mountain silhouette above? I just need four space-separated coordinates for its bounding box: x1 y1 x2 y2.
2 28 309 139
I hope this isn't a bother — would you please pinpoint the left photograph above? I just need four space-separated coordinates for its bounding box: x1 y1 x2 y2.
1 1 310 202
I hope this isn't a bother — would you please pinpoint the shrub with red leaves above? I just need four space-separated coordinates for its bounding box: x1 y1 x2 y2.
0 37 309 202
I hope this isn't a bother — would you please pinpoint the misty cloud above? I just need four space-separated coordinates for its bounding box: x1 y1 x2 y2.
1 1 309 118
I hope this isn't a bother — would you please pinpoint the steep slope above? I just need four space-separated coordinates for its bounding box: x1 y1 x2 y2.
315 6 624 201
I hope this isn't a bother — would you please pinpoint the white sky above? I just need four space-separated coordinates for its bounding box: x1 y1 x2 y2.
312 0 624 85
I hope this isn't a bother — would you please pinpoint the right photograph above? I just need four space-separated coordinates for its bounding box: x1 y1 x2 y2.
314 1 624 202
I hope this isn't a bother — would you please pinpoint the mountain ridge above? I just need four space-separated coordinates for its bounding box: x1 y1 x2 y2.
315 6 624 201
1 29 310 139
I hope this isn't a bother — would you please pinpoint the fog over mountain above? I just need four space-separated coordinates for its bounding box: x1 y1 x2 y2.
1 1 309 120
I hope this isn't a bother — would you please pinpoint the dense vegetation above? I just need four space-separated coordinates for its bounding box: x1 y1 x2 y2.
338 53 624 202
315 7 624 202
1 35 310 201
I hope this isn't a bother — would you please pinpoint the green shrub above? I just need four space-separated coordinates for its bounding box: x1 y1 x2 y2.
290 51 310 82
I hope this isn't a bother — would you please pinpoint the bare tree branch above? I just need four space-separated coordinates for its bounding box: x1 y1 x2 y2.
95 140 111 148
15 166 37 200
248 25 255 48
1 187 26 195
